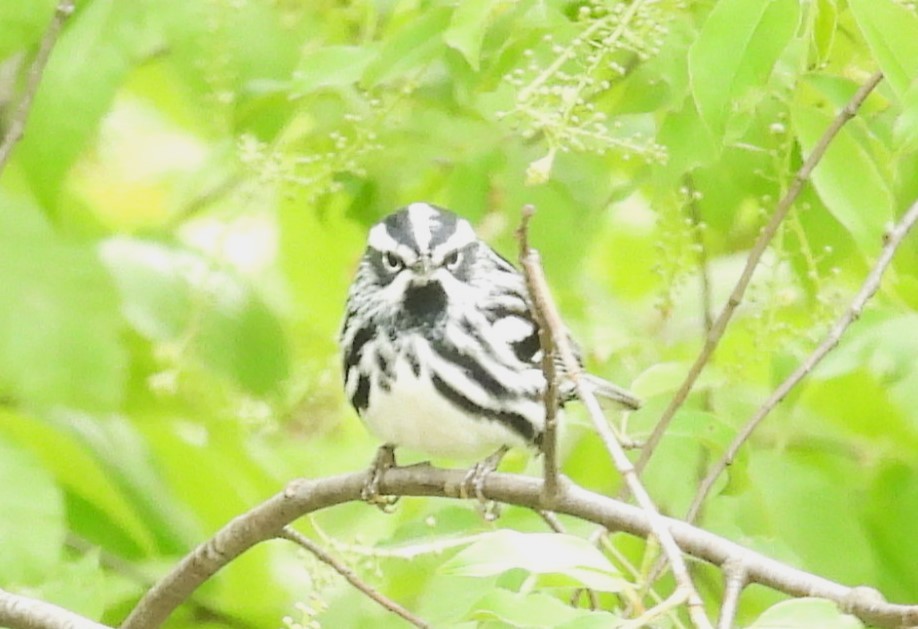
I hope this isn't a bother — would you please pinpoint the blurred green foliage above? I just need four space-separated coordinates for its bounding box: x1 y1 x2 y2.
0 0 916 627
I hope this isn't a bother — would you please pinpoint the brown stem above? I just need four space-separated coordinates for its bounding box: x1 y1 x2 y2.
0 0 76 176
278 527 430 629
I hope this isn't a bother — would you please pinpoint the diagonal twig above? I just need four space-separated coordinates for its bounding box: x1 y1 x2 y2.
516 206 713 629
620 589 690 629
278 527 430 629
685 197 918 523
633 70 885 477
0 0 76 177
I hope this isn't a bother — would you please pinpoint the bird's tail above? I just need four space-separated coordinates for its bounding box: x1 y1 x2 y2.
582 373 642 410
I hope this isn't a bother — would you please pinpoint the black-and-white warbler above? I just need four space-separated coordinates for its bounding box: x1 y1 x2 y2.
340 203 640 486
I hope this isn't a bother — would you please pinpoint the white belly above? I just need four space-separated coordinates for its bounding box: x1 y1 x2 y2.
361 354 532 460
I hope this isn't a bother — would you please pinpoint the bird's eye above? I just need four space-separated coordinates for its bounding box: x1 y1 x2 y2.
444 250 462 271
382 251 402 272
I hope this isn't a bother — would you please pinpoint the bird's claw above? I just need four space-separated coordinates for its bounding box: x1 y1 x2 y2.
362 444 400 512
460 446 508 521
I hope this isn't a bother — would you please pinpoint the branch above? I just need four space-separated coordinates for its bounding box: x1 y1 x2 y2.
0 0 76 177
634 70 885 476
717 558 747 629
685 196 918 523
515 208 712 628
516 204 561 501
118 467 918 629
0 587 110 629
278 527 431 629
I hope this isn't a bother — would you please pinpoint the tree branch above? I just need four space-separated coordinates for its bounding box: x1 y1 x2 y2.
685 196 918 523
0 587 110 629
634 70 885 476
0 0 76 177
116 467 918 629
278 527 431 629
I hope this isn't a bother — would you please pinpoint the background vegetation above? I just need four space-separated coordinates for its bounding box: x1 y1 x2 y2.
1 0 917 627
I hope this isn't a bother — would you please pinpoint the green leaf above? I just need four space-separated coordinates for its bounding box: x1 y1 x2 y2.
0 409 159 556
0 434 65 583
893 79 918 152
792 99 894 254
441 530 626 592
361 7 452 87
750 452 878 585
812 312 918 381
35 551 107 621
468 589 619 628
192 276 289 396
748 598 863 628
16 0 148 206
631 361 689 399
65 414 203 554
278 193 364 344
99 238 192 342
0 196 126 410
0 0 57 58
101 237 289 395
848 0 918 100
812 0 838 66
861 464 918 601
443 0 497 71
293 46 376 94
657 97 717 180
689 0 799 137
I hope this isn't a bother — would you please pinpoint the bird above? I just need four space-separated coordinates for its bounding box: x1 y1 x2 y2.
339 202 640 501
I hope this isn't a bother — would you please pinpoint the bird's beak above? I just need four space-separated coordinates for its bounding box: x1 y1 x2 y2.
411 255 432 279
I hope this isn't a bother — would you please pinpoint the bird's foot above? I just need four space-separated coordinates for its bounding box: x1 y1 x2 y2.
460 446 509 522
362 444 400 512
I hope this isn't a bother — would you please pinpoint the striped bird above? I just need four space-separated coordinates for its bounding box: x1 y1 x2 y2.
340 203 640 481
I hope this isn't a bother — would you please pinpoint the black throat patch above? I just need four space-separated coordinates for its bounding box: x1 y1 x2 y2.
402 280 448 327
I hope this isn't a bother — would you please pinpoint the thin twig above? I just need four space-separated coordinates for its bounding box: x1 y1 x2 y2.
619 589 690 629
517 204 561 503
118 467 918 629
278 527 431 629
633 70 885 477
0 0 76 177
717 558 748 629
517 209 712 629
598 534 690 629
537 509 566 533
685 197 918 523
